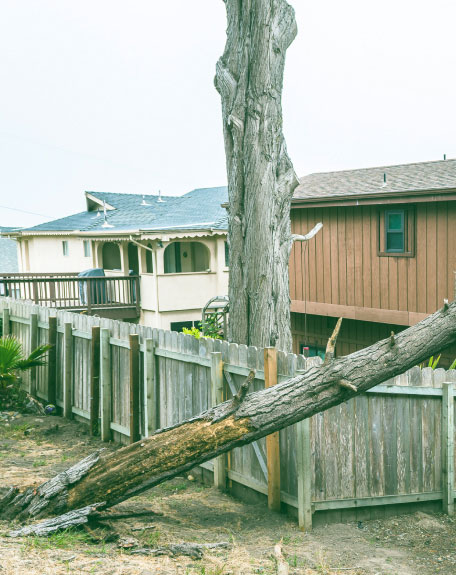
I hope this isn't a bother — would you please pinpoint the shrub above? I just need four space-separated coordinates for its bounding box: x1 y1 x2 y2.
0 336 50 409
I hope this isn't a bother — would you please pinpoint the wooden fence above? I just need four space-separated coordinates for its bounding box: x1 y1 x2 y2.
1 296 456 529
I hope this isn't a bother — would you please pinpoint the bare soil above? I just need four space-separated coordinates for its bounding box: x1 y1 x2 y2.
1 413 455 575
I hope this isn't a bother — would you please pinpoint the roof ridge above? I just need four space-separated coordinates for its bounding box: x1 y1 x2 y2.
86 191 179 200
301 158 456 180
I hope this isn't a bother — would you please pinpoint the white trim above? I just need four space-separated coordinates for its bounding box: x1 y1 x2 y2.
85 192 116 211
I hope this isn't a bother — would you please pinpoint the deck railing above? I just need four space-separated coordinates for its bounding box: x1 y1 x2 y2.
0 272 140 316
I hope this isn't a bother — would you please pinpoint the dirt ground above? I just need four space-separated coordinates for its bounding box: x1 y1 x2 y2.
1 414 455 575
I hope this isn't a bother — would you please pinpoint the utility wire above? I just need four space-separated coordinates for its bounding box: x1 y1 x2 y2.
0 204 52 219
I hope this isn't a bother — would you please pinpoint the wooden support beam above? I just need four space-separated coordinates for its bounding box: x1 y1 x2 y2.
100 328 112 442
442 382 454 516
264 346 281 512
2 306 10 336
129 334 140 444
47 316 57 406
143 338 156 437
29 313 38 396
90 326 100 436
63 322 73 419
211 352 226 490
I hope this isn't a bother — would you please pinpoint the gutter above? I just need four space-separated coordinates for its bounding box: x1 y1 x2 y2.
291 187 456 208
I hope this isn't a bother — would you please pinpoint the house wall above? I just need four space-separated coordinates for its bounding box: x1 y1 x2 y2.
141 308 203 331
289 201 456 325
20 237 95 273
138 238 229 329
97 236 228 329
15 233 228 332
291 312 456 367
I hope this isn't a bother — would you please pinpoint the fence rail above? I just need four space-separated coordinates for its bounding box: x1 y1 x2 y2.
1 296 456 529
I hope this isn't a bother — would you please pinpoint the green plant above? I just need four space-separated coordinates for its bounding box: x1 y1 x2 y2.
182 313 224 340
182 326 202 339
200 313 223 340
449 358 456 370
143 529 161 547
0 336 50 385
420 354 441 370
23 528 93 551
0 336 50 408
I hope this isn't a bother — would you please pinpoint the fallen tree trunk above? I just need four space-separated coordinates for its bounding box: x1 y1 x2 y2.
3 302 456 530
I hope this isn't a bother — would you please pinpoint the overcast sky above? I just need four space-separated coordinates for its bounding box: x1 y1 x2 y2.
1 0 455 227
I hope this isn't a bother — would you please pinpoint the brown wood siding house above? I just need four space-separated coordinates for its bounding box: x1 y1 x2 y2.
289 159 456 366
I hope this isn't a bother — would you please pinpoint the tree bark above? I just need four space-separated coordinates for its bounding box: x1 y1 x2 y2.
215 0 299 351
3 302 456 532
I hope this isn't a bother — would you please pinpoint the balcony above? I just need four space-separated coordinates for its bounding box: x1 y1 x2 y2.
0 272 140 320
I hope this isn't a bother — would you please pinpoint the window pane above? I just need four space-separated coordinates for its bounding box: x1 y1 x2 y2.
387 231 404 251
387 213 403 231
146 245 153 273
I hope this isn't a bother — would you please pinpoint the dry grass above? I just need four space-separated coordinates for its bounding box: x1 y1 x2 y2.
1 414 452 575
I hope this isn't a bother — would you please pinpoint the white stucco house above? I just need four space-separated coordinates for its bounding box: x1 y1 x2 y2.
2 187 229 331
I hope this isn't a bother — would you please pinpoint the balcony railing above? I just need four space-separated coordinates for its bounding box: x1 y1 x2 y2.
0 272 140 318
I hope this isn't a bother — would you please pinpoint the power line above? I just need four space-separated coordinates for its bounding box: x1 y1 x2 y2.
0 204 52 218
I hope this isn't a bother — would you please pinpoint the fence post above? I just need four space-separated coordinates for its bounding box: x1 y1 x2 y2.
143 338 156 437
297 418 313 530
100 328 112 442
129 334 141 444
293 366 313 531
442 382 454 516
264 347 281 512
2 306 10 336
211 351 226 489
63 322 73 419
47 316 57 405
29 313 38 396
90 326 101 435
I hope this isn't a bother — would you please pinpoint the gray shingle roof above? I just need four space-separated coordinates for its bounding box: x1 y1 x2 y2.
0 227 19 272
19 187 228 234
294 159 456 201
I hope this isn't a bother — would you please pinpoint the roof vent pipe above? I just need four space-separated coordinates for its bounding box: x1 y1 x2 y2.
101 200 114 228
157 190 165 203
444 154 447 160
382 173 387 187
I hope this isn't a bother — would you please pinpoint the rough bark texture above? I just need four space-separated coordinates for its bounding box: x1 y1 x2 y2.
3 302 456 532
215 0 299 351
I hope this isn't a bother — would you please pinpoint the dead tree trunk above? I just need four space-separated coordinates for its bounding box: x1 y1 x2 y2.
3 302 456 532
215 0 299 351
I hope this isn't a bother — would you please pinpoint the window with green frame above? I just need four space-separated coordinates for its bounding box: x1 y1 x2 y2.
378 206 415 257
385 210 405 252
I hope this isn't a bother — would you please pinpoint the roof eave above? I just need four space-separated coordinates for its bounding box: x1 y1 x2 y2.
291 187 456 208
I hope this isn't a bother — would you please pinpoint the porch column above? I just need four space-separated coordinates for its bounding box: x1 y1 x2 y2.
120 242 129 275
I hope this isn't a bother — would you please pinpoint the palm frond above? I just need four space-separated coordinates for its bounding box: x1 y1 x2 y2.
0 336 24 374
26 344 52 362
13 344 51 371
0 372 17 384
